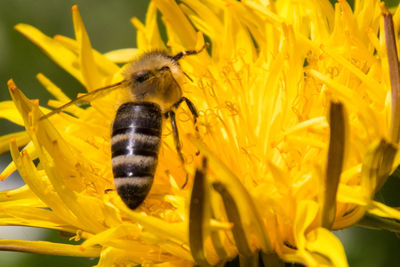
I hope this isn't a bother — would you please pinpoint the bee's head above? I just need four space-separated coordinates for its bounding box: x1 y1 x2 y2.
124 44 207 85
122 45 207 109
124 51 183 85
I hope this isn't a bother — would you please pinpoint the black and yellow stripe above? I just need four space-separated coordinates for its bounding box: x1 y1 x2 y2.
111 102 162 209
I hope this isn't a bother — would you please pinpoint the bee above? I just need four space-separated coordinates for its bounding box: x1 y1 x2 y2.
41 44 207 209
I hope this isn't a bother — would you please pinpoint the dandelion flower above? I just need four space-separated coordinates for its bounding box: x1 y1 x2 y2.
1 1 400 266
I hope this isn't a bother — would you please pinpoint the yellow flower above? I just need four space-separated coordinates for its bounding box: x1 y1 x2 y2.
1 0 400 266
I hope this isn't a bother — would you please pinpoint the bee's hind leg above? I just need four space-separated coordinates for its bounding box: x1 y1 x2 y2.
166 110 188 189
173 97 201 157
168 97 201 189
172 97 199 132
167 110 185 163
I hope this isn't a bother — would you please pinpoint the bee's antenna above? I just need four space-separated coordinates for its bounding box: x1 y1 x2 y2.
39 80 128 121
171 43 209 62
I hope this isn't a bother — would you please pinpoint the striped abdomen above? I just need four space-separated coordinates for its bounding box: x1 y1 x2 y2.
111 102 162 209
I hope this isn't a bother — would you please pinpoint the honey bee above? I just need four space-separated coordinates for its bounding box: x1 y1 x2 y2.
41 44 207 209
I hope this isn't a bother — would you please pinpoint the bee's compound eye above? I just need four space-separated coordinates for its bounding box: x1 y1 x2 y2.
133 71 151 83
159 65 170 71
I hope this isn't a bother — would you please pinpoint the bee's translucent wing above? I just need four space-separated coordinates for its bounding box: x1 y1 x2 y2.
40 80 130 120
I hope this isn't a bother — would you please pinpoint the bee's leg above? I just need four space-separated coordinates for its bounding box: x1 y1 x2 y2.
173 97 200 156
168 110 184 163
167 110 188 189
173 97 199 132
173 97 201 158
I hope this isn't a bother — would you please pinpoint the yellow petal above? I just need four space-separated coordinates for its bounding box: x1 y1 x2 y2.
152 0 197 48
0 101 24 125
131 2 166 50
360 139 397 195
82 223 140 248
14 24 84 84
306 228 349 267
368 200 400 221
179 0 223 55
9 137 83 229
115 197 187 244
72 5 103 91
0 205 80 234
357 213 400 233
0 185 34 201
0 239 100 257
1 141 38 182
95 246 188 267
0 131 30 155
104 48 139 63
36 73 71 102
189 137 272 252
294 200 319 250
54 35 119 80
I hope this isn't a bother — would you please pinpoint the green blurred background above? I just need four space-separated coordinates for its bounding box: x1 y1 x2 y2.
0 0 400 266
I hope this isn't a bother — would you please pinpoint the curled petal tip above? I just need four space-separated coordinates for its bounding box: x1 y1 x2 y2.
53 35 63 41
380 2 390 16
72 5 79 12
7 79 17 91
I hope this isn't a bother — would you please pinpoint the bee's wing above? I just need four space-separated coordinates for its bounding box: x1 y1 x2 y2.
40 80 130 120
